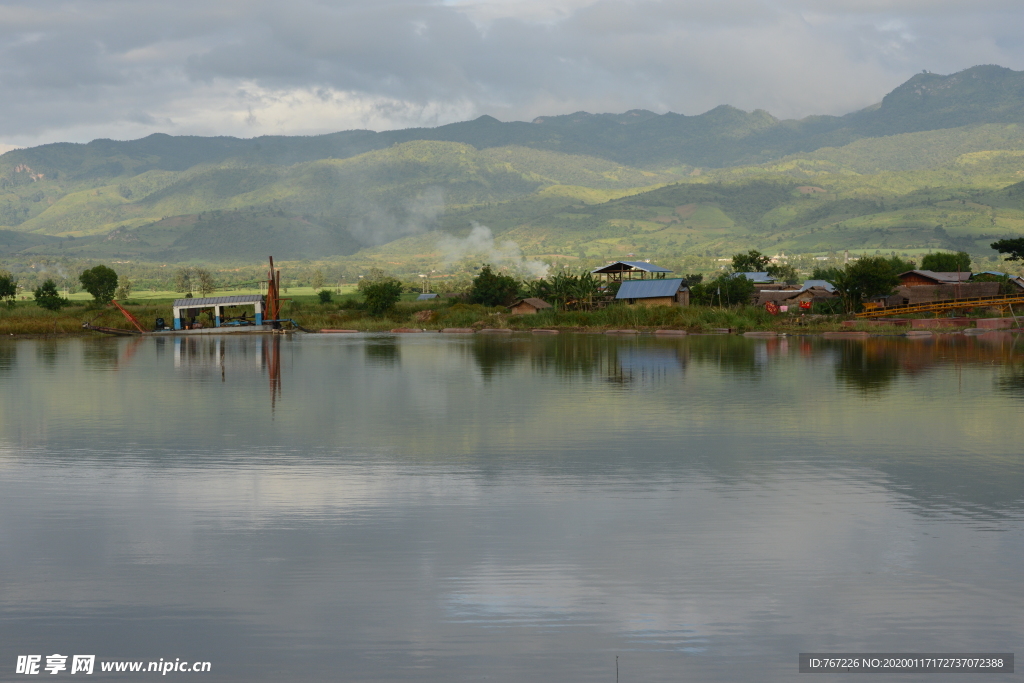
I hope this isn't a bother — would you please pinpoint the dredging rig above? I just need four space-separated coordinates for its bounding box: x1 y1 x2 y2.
84 256 304 336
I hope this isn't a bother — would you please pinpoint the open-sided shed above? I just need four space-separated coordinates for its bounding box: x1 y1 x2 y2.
592 261 672 281
172 295 266 330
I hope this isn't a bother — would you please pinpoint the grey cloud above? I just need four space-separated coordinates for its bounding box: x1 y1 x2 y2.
1 0 1023 146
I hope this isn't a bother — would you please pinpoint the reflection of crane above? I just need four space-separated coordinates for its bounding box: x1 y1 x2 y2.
856 293 1024 319
265 256 281 324
263 334 282 414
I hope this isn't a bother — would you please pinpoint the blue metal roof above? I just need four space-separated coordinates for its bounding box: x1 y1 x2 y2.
172 295 264 308
798 279 837 292
616 278 686 299
731 272 773 282
416 293 440 300
592 261 673 274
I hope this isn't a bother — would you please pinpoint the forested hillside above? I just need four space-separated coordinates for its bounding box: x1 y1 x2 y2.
2 64 1024 276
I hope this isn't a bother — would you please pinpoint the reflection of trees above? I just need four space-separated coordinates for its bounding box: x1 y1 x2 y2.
468 335 688 384
835 340 903 394
465 331 1023 393
469 337 522 379
834 334 1022 395
364 337 400 366
82 339 120 369
0 342 14 373
528 335 604 377
998 363 1024 395
35 340 60 367
677 336 764 375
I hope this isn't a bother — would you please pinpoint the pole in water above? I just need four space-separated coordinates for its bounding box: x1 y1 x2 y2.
616 655 618 683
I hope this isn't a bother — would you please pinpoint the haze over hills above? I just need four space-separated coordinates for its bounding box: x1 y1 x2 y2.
2 64 1024 274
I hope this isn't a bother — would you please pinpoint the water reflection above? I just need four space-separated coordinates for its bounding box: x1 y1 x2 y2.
0 341 12 371
81 338 121 369
35 339 61 367
835 340 903 393
467 335 689 385
830 334 1021 395
0 332 1023 683
364 336 400 366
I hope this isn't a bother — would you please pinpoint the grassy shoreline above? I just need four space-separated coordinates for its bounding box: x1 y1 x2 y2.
5 294 1013 337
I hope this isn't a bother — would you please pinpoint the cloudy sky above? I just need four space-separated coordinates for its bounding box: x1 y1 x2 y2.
1 0 1022 150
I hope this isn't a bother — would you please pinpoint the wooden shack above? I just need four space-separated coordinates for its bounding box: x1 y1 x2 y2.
616 278 689 307
508 298 553 314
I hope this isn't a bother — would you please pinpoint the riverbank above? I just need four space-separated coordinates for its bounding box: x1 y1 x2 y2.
2 297 1018 337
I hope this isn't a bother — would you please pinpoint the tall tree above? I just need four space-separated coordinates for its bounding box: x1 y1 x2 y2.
731 250 771 273
114 277 133 301
195 268 215 297
824 256 901 313
468 265 520 307
690 273 755 306
991 238 1024 262
79 265 119 304
766 263 799 284
921 251 971 272
0 270 17 306
174 267 193 295
34 279 68 311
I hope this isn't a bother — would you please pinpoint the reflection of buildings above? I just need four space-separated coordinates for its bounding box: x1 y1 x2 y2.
171 336 283 408
833 333 1021 392
467 335 688 385
612 345 687 384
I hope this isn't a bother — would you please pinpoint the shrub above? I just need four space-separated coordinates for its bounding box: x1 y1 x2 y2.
468 264 519 307
690 273 755 306
362 279 404 317
317 289 333 304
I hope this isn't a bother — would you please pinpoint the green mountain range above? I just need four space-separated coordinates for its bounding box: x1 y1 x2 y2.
3 64 1024 271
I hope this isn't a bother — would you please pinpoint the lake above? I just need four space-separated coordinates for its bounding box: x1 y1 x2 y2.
2 332 1022 681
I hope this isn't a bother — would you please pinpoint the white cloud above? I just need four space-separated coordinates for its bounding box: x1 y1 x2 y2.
0 0 1022 147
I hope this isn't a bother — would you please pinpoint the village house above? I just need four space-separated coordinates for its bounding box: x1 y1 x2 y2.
508 298 553 314
616 278 689 307
755 280 837 308
898 270 972 287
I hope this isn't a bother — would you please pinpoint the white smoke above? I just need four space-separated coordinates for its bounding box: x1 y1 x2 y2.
348 186 445 246
437 222 549 279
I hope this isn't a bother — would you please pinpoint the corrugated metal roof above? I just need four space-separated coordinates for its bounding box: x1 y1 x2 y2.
899 270 972 283
799 279 837 292
616 278 686 299
592 261 673 274
172 295 264 307
416 293 439 300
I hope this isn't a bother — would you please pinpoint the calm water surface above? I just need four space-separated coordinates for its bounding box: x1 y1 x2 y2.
2 333 1023 682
